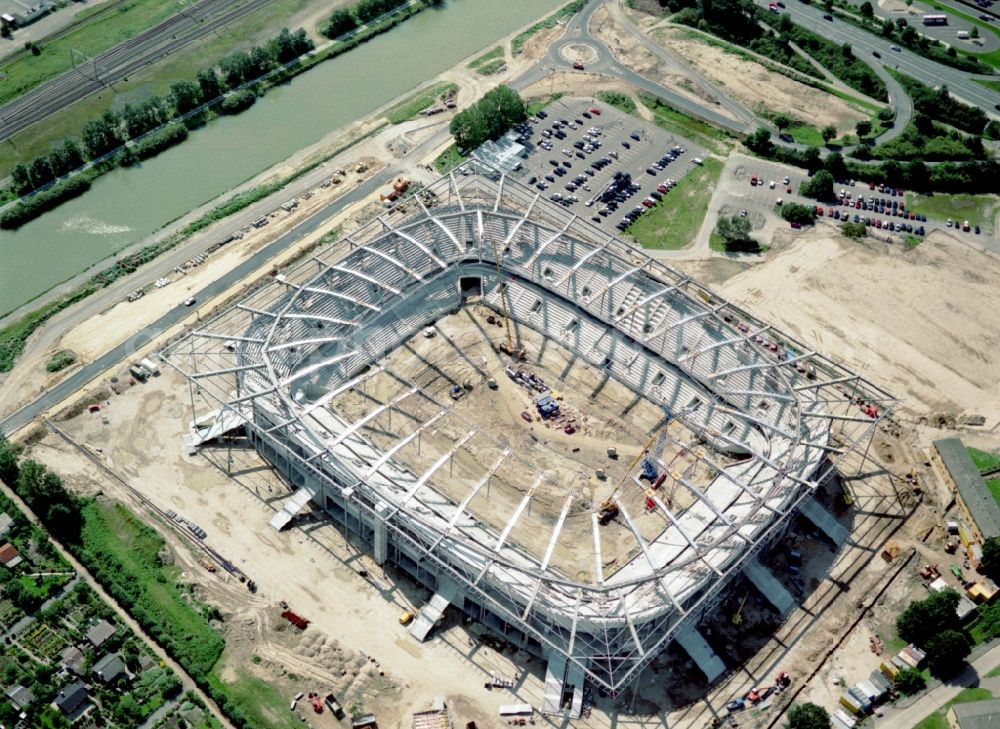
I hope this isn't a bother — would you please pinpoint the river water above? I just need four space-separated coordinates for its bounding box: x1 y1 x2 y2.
0 0 561 317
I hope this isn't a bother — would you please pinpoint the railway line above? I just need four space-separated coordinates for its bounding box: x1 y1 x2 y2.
0 0 275 142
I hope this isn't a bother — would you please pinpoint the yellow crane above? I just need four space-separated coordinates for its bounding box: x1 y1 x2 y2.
486 231 524 360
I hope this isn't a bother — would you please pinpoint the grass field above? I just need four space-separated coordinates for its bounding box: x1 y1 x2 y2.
208 671 300 729
385 82 457 124
0 0 183 107
0 0 314 178
786 123 824 146
525 93 564 118
905 192 997 229
977 78 1000 93
969 447 1000 473
638 94 734 155
433 143 467 174
626 157 723 250
913 688 995 729
467 46 505 75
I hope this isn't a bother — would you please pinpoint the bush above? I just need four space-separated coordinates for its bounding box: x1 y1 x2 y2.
323 8 359 39
788 703 830 729
0 176 92 229
44 350 75 372
597 91 636 115
801 170 834 201
841 221 866 238
133 124 189 161
219 89 256 115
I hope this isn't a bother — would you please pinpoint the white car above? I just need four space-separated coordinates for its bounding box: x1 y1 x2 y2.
183 297 196 307
769 180 776 189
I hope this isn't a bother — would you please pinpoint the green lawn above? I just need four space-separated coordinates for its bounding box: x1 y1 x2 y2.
987 479 1000 510
638 94 734 155
0 0 183 107
786 123 824 146
626 157 723 250
467 46 505 75
969 447 1000 473
914 688 994 729
987 663 1000 678
597 91 637 115
905 192 997 230
385 82 458 124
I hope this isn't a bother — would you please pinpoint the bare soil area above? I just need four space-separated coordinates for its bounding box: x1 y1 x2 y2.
712 229 1000 425
653 28 869 133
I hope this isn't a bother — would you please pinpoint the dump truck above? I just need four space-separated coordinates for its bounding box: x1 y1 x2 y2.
325 693 345 719
281 610 310 629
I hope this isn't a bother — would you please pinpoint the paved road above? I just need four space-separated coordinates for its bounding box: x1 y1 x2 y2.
752 0 1000 111
0 171 385 435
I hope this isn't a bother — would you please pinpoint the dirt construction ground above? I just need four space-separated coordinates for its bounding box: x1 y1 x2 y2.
707 228 1000 427
651 28 871 134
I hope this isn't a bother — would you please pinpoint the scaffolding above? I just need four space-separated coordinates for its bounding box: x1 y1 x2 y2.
161 170 895 701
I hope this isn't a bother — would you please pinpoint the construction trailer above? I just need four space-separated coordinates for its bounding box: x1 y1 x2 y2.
163 170 894 713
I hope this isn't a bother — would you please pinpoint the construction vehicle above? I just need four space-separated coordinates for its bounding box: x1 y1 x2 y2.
919 564 940 580
485 231 525 360
281 610 310 629
597 499 619 525
308 692 324 714
731 593 748 625
399 610 414 626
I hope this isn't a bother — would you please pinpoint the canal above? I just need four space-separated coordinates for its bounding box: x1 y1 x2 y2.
0 0 562 317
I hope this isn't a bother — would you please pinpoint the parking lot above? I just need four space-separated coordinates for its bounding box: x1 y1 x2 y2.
509 97 707 237
716 155 940 241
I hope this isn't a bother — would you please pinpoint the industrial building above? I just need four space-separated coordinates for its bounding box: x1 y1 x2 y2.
933 438 1000 542
163 170 893 713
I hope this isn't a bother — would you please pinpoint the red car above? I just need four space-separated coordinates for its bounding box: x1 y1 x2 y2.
590 107 601 115
816 206 824 216
642 199 654 207
657 184 668 193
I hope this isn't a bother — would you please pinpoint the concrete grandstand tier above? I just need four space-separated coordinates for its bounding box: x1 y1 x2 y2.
162 169 895 700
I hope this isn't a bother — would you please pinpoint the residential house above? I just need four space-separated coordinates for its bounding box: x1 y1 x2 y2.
85 618 115 649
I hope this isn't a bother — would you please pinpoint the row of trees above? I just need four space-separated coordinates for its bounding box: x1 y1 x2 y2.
745 125 1000 194
864 114 985 162
322 0 409 38
9 27 313 197
449 84 526 150
894 75 988 136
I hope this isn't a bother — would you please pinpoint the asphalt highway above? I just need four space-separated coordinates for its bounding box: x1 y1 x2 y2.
0 0 274 141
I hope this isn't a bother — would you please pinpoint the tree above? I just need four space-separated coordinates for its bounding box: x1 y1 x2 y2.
801 169 834 200
49 139 84 177
860 1 873 17
821 124 838 145
268 27 312 63
0 434 19 485
449 84 525 150
773 113 793 133
855 119 872 139
893 667 926 696
81 113 121 159
323 8 359 39
28 156 54 188
841 221 867 238
10 163 33 195
787 703 830 729
170 80 202 115
982 537 1000 579
715 214 755 251
781 203 816 225
197 69 223 102
824 151 848 180
220 51 253 88
746 127 774 156
925 629 971 678
971 26 980 39
247 46 273 79
896 589 961 643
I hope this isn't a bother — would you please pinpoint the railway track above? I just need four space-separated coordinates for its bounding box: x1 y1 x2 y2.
0 0 274 142
0 0 133 67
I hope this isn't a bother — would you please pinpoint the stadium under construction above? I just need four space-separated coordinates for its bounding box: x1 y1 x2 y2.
162 170 895 715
